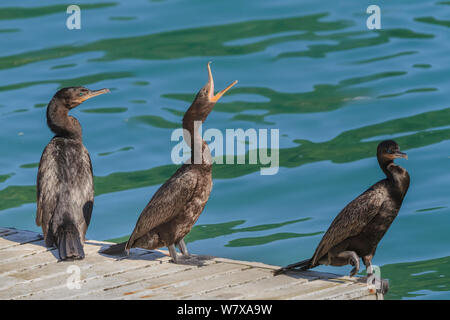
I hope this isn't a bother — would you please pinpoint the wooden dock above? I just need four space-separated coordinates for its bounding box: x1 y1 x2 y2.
0 227 382 300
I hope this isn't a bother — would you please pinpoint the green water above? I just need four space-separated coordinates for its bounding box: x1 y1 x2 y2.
0 0 449 299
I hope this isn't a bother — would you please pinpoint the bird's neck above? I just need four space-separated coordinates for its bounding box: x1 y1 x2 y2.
47 98 82 140
195 141 212 167
182 108 212 166
380 159 410 197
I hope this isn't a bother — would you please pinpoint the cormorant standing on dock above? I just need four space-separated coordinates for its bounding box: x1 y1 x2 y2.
101 63 237 263
36 86 109 260
275 140 409 278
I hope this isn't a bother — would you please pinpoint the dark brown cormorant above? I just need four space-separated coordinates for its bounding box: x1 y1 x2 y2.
36 86 109 260
275 140 409 278
101 62 237 263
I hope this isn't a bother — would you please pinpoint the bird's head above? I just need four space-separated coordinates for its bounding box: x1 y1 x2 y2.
186 62 238 122
54 86 110 109
377 140 408 162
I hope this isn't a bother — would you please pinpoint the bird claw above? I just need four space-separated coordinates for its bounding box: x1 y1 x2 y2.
171 254 212 266
173 256 200 265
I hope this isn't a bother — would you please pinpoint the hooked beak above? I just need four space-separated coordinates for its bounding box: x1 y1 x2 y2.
80 88 110 102
394 151 408 160
207 62 238 103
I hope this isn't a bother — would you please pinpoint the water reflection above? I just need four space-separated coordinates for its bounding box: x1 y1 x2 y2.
0 72 133 93
0 0 448 300
164 71 406 121
0 3 116 21
0 13 351 70
107 217 319 247
383 256 450 299
1 107 448 211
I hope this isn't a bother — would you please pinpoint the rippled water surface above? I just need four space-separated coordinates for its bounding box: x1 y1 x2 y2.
0 0 449 299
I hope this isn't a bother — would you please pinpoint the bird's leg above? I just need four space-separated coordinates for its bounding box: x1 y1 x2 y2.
363 255 375 284
335 251 360 277
168 244 178 264
175 239 198 263
174 239 211 265
177 239 190 257
363 255 373 274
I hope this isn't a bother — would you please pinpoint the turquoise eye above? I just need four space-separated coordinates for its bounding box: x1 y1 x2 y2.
79 93 84 96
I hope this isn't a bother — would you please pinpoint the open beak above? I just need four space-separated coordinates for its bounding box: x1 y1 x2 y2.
394 151 408 159
207 62 238 103
80 88 110 102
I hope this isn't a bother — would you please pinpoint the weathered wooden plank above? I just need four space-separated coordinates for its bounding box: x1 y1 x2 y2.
14 255 185 300
0 241 118 277
78 262 247 300
11 248 220 299
0 246 108 293
136 267 274 300
213 257 279 271
296 278 370 300
0 230 42 250
66 263 195 300
0 228 381 300
322 286 373 300
0 240 49 266
0 242 118 277
2 248 164 299
0 249 57 277
254 277 345 300
193 271 317 299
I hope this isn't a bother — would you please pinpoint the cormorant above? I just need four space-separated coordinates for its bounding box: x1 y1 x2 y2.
36 86 109 260
101 62 237 263
275 140 409 278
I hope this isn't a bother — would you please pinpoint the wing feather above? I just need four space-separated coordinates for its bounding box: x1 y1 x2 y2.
36 138 94 241
127 165 197 248
311 182 387 266
36 141 59 238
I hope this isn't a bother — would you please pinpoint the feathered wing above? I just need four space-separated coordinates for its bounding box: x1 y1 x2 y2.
36 139 94 245
36 142 59 242
310 183 387 266
126 165 198 250
73 145 94 239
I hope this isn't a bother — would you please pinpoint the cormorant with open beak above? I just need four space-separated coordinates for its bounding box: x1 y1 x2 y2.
37 87 109 260
101 63 237 263
275 140 410 280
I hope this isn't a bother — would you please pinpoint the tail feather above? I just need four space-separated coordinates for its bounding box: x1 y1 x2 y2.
273 258 311 275
57 227 84 261
100 242 127 255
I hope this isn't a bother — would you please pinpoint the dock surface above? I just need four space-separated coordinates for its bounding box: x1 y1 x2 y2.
0 227 381 300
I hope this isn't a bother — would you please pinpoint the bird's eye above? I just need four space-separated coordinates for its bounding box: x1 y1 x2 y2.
387 149 393 154
79 93 84 97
